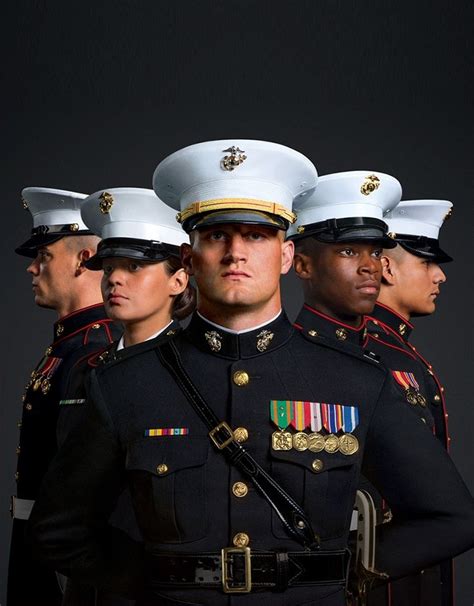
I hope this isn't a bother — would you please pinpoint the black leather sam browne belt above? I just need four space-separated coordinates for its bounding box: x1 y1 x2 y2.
153 341 351 593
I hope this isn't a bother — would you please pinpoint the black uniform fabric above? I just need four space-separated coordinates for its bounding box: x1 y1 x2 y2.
27 312 474 606
55 323 182 606
364 302 452 606
7 304 120 606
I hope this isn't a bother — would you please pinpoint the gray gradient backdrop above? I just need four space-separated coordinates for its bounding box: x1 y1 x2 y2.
1 1 473 604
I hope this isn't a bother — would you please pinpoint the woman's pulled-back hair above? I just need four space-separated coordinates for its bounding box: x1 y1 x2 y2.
164 255 196 320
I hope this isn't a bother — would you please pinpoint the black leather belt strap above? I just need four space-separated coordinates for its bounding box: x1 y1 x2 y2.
146 549 350 590
157 341 320 550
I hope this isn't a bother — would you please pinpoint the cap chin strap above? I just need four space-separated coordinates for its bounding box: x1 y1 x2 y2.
293 217 389 241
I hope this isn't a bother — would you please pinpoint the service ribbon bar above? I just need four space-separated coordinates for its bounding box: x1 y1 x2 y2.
145 428 189 437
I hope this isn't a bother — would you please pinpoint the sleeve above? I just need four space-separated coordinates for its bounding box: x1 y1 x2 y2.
362 375 474 579
27 369 145 599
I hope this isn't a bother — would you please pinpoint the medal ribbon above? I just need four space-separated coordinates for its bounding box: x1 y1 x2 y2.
290 401 311 431
327 404 343 433
342 405 359 433
310 402 322 431
270 400 294 430
392 370 419 391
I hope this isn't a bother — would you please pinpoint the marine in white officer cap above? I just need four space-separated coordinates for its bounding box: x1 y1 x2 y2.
288 170 402 246
81 187 188 269
384 199 453 263
16 187 91 256
153 139 317 231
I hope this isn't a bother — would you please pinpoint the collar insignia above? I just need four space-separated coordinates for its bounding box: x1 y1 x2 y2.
204 330 223 352
256 329 274 352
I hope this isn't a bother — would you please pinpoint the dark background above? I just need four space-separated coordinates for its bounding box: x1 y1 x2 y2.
1 1 473 604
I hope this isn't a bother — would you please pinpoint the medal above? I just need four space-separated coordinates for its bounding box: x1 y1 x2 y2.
308 432 325 452
41 379 51 395
405 387 418 405
33 378 42 391
324 434 340 453
272 431 292 451
416 393 427 407
339 433 359 455
293 432 309 451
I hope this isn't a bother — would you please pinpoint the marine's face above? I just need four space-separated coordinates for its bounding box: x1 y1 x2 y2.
386 251 446 316
101 257 178 325
294 240 382 320
27 239 78 311
182 223 293 314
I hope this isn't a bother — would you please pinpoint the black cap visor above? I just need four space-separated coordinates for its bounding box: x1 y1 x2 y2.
15 229 93 258
289 217 397 248
396 236 453 263
85 238 180 270
185 209 288 233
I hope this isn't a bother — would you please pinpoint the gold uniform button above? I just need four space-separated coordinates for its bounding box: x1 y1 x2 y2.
232 482 249 498
441 386 445 392
45 346 53 356
25 403 32 411
56 323 64 336
233 532 250 547
233 371 249 387
373 333 379 339
16 446 21 455
234 427 249 443
21 395 26 402
312 459 324 473
434 394 441 402
156 464 168 475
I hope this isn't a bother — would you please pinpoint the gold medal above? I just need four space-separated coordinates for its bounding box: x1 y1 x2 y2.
416 393 427 407
308 432 325 452
33 377 43 391
293 432 309 451
324 434 340 453
405 387 418 405
41 379 51 395
339 433 359 456
272 431 293 451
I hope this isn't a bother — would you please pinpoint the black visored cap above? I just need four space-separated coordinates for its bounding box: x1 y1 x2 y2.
288 216 397 248
85 238 180 270
396 235 453 263
185 209 288 233
15 228 93 258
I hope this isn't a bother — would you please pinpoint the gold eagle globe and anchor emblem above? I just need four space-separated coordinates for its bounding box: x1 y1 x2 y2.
221 146 247 171
99 191 114 214
360 174 381 196
256 329 274 352
204 330 223 352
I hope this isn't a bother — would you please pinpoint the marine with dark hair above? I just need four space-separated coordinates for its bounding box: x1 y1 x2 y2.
8 188 120 606
366 199 454 606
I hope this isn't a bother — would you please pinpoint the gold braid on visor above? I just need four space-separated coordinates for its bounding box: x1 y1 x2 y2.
177 198 296 224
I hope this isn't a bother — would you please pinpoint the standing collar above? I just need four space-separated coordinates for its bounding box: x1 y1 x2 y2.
52 303 113 344
294 303 367 347
369 302 414 340
185 311 294 359
116 320 174 351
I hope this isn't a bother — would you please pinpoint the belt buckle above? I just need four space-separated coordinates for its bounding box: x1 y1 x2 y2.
221 546 251 593
209 422 234 450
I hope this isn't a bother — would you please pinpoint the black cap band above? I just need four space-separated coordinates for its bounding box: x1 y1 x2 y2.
288 216 396 248
15 226 93 258
395 235 453 263
85 238 180 270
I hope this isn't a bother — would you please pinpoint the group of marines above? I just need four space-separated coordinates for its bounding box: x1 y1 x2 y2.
8 139 474 606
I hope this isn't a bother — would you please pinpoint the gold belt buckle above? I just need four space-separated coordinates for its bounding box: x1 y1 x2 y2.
209 421 234 450
221 546 252 593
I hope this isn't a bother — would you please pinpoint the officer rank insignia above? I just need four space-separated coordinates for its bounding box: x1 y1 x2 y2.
28 356 62 395
270 400 359 455
392 371 427 407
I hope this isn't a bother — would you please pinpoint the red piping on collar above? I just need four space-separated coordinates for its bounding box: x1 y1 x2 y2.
373 302 414 329
303 304 366 332
53 318 115 347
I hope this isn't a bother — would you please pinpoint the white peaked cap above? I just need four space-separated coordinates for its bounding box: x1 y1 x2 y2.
385 199 453 240
81 188 188 247
153 139 318 231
